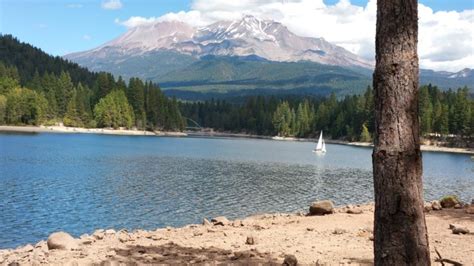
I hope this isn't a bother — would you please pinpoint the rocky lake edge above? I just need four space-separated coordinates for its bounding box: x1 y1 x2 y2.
1 198 473 265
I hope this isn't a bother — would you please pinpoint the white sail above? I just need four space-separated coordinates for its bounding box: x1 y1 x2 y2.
316 131 323 150
313 131 327 153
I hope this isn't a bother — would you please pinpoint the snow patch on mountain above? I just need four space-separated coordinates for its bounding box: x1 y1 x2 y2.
448 68 473 79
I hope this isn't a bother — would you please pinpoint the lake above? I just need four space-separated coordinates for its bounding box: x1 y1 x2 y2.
0 133 472 248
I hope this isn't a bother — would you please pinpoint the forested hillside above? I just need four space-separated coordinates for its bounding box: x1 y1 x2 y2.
156 56 371 96
0 35 185 130
0 35 97 87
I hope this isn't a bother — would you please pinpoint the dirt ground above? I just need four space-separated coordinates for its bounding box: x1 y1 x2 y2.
1 204 473 265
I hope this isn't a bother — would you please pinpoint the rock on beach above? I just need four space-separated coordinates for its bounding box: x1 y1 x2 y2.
211 216 230 226
309 200 334 215
431 200 442 210
450 224 470 235
47 232 78 250
440 195 460 208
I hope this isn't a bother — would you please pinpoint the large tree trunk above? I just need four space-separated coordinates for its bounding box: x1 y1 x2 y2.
372 0 430 265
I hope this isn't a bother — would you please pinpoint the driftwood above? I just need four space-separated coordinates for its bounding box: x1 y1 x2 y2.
434 248 463 266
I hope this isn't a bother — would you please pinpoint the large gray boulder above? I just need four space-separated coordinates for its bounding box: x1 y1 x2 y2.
309 200 334 215
47 232 78 250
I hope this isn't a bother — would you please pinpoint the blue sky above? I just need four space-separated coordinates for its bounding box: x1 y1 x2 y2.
0 0 473 71
0 0 190 55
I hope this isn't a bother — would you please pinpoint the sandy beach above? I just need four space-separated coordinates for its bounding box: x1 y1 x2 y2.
1 203 472 265
0 126 187 137
340 141 474 155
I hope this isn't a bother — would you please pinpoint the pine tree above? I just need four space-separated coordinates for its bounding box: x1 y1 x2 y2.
452 87 470 135
0 63 20 95
315 103 329 133
439 104 449 135
359 123 372 142
27 70 42 91
419 86 433 134
364 86 374 132
296 101 311 137
76 83 92 127
272 101 292 137
432 98 442 133
0 95 6 124
332 111 345 139
95 72 115 101
34 72 58 121
63 89 81 127
116 76 127 92
56 71 74 117
94 90 134 129
127 78 146 129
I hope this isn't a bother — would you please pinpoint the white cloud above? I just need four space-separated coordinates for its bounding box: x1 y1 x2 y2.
83 34 92 40
36 23 48 29
102 0 122 10
115 16 160 28
66 3 83 8
117 0 473 71
418 8 474 71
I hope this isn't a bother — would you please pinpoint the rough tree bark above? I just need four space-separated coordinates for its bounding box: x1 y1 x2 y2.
372 0 431 265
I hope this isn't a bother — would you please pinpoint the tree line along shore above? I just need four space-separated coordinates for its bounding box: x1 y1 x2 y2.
179 86 473 146
0 63 186 132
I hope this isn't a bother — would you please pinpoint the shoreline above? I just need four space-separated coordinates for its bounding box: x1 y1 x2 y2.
0 125 187 137
1 203 472 265
1 125 472 155
186 131 474 155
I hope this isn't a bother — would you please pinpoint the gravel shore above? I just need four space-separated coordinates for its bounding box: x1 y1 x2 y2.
1 204 472 265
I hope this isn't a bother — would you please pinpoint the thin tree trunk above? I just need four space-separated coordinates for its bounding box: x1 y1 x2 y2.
373 0 430 265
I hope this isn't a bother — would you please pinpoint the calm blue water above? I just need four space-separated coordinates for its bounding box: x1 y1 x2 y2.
0 133 472 248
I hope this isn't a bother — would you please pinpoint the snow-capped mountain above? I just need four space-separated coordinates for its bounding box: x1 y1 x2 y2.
65 15 371 68
448 68 474 79
64 15 472 99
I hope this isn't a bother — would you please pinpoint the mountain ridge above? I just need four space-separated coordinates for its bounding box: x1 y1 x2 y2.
65 15 372 68
64 15 473 99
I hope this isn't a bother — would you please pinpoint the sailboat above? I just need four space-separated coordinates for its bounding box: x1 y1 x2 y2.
312 131 327 153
